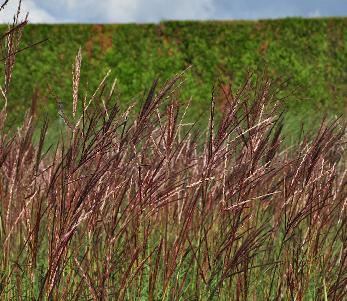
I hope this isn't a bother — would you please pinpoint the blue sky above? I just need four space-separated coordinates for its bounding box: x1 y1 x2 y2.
0 0 346 23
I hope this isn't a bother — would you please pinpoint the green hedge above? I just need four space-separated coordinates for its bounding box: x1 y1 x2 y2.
1 18 346 137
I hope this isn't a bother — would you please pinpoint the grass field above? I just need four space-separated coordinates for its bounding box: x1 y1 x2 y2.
0 8 346 301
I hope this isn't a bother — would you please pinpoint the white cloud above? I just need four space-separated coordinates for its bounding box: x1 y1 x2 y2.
308 10 321 18
129 0 216 22
0 0 55 23
1 0 216 23
90 0 143 23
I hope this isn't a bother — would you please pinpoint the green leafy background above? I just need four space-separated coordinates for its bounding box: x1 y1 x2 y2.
1 18 346 138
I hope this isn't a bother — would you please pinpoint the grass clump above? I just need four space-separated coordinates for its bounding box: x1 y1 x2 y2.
0 3 346 301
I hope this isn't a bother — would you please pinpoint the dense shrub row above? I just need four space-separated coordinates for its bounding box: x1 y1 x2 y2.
1 17 346 136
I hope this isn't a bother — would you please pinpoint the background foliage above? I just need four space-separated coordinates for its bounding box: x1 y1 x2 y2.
1 18 346 137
